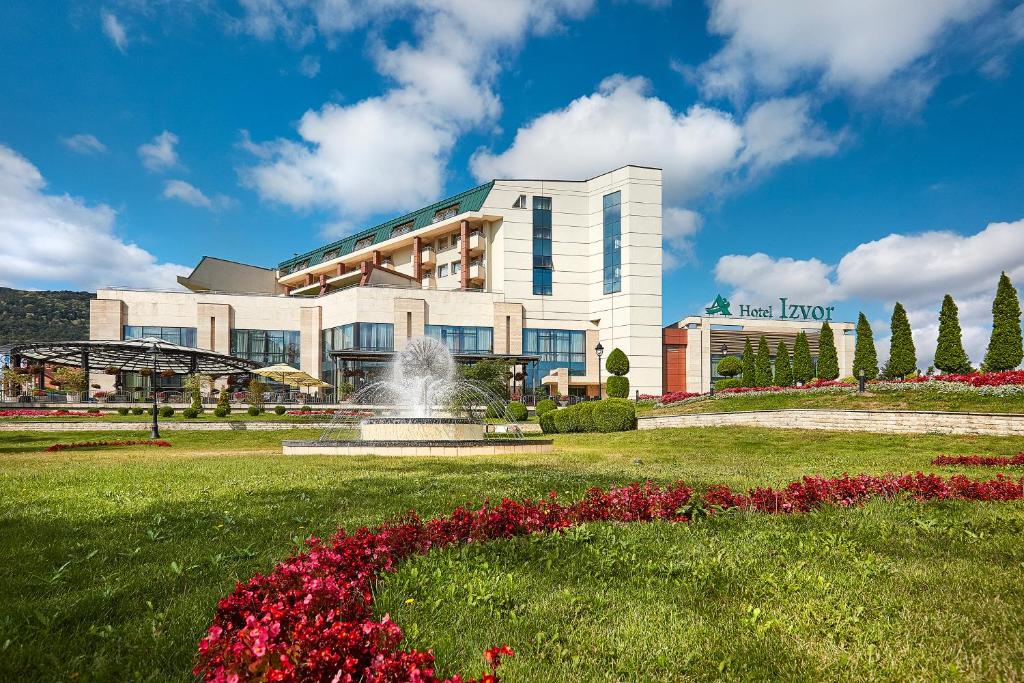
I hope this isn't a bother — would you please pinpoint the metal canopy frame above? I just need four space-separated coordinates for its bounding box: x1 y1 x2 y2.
8 338 259 375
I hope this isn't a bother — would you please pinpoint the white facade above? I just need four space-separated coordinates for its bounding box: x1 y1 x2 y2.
91 166 664 397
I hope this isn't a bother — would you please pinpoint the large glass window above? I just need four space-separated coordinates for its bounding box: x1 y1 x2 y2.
603 191 622 294
532 196 552 295
523 328 585 390
322 323 394 354
123 325 197 347
425 325 493 354
230 329 300 366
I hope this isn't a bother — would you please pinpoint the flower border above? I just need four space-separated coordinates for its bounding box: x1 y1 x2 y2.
44 439 172 452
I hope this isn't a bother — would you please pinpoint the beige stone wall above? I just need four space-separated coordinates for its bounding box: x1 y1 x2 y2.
394 298 427 350
299 306 322 377
493 302 523 354
196 303 231 354
639 409 1024 436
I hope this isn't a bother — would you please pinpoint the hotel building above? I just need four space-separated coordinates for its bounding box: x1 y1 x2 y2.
89 166 665 397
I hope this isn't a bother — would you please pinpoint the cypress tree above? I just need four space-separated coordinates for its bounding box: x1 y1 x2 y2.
741 339 755 387
884 302 917 378
851 313 879 380
774 341 793 386
817 322 839 380
934 294 972 374
792 331 814 384
755 336 773 387
982 272 1023 372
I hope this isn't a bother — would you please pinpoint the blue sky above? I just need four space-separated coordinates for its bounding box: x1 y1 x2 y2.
1 1 1023 367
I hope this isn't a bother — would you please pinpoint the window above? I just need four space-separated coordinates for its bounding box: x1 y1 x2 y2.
452 260 461 274
322 248 340 262
602 191 622 294
437 263 448 278
452 233 460 246
390 221 413 239
512 194 527 209
532 196 552 295
437 236 449 250
353 236 374 251
433 204 459 223
425 325 493 354
231 329 300 366
523 328 586 389
322 323 394 355
123 326 197 347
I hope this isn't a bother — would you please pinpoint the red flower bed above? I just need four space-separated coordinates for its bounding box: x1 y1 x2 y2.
285 409 375 416
933 452 1024 467
638 391 700 403
0 409 94 417
45 439 171 452
894 370 1024 387
196 473 1024 682
718 379 848 395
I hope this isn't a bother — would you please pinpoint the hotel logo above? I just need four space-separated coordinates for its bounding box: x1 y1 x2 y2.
705 293 834 321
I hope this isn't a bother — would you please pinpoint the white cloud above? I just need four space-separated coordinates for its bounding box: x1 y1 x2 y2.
138 131 180 172
241 1 593 218
101 10 128 53
161 180 237 211
738 97 843 174
663 207 702 269
61 134 107 155
298 54 320 78
0 144 189 291
713 219 1024 367
699 0 993 100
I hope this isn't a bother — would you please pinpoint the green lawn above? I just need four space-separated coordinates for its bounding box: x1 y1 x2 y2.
1 427 1023 681
646 388 1024 415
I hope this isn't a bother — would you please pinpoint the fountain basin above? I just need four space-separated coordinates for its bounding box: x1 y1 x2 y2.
360 416 484 442
282 438 553 457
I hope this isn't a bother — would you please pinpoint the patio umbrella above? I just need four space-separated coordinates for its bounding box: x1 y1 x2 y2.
251 364 304 386
290 371 332 388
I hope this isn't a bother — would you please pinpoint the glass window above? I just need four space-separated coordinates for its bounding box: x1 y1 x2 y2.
390 221 413 239
322 323 394 356
452 260 461 274
532 195 553 296
123 326 197 347
433 204 459 223
437 236 448 250
602 191 621 294
523 328 585 389
230 329 300 366
437 263 448 278
354 236 374 251
322 248 340 262
425 325 493 355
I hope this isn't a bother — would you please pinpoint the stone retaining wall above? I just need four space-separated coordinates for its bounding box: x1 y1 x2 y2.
639 409 1024 436
0 421 335 432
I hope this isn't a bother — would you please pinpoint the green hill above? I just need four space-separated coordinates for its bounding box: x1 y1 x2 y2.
0 288 94 344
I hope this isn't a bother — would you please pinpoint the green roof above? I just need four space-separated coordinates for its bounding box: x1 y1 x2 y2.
278 181 495 273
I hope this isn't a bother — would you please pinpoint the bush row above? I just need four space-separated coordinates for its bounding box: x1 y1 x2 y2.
540 398 636 434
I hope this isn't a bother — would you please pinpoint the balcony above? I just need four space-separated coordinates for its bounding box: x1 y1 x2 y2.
468 230 485 255
380 257 394 269
420 246 436 267
468 259 485 283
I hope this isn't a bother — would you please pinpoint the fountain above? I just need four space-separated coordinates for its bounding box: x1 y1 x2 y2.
282 337 552 456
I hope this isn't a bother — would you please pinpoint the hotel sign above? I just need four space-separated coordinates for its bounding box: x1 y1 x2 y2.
705 294 834 321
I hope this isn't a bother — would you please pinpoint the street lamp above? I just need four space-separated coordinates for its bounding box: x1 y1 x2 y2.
595 342 604 399
150 341 160 439
858 368 866 394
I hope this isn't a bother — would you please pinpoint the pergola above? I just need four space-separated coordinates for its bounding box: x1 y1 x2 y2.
8 337 259 437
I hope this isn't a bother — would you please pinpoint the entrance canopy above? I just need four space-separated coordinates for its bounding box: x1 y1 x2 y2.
8 337 259 375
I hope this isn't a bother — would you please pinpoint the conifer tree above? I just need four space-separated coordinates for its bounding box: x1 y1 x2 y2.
773 341 793 386
884 302 917 378
817 322 839 380
852 312 879 380
755 336 773 387
792 331 815 384
741 339 756 387
982 272 1023 372
934 294 972 374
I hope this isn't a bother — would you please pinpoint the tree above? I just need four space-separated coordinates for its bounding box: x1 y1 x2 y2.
792 331 814 384
773 341 793 387
52 366 87 393
460 358 511 400
934 294 972 374
817 322 839 380
716 355 742 378
884 302 917 378
741 339 755 387
755 336 773 387
982 272 1023 372
852 313 879 380
604 348 630 398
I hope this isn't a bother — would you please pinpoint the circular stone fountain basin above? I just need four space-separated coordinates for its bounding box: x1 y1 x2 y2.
360 416 485 441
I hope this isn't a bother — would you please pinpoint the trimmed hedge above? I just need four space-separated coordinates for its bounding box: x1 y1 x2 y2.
606 375 629 398
117 407 129 415
592 398 636 433
274 405 287 415
506 401 528 422
131 407 144 415
214 407 229 418
159 406 175 418
539 410 557 434
605 348 630 376
247 406 263 417
183 407 200 419
535 399 557 417
714 378 743 390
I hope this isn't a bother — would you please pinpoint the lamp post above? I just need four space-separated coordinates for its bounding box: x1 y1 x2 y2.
595 342 604 400
150 341 160 439
858 368 866 394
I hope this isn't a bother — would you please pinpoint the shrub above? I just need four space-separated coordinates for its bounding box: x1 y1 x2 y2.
605 348 630 375
131 407 144 415
247 405 263 417
535 399 557 417
274 405 286 415
87 407 101 414
773 341 793 387
117 407 129 415
755 336 772 387
853 312 879 380
214 407 229 418
714 378 743 390
539 409 558 434
299 404 311 413
741 339 756 387
552 405 578 433
183 407 200 419
982 271 1023 372
159 406 174 418
817 321 840 380
716 355 742 378
884 302 917 379
606 375 630 398
506 401 527 422
575 401 597 432
792 331 815 384
485 403 502 419
593 398 636 433
840 376 858 384
216 387 231 415
935 294 973 374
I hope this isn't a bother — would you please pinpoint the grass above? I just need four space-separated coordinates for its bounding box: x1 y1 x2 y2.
1 427 1023 681
646 388 1024 415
